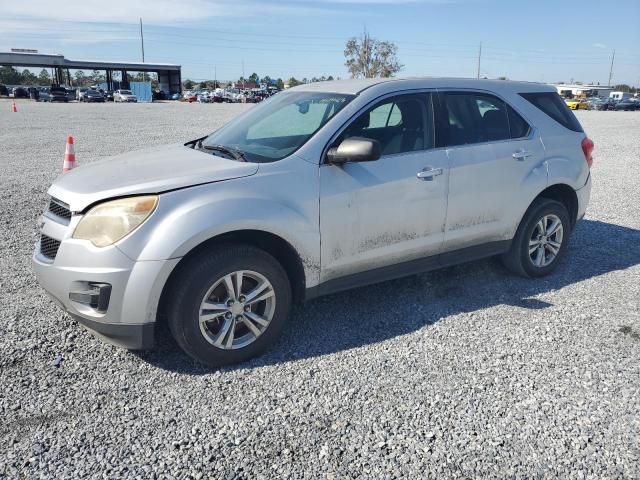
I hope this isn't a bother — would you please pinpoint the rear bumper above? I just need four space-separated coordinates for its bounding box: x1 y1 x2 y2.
575 172 592 223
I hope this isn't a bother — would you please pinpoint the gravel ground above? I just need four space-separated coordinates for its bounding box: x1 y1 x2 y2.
1 100 639 479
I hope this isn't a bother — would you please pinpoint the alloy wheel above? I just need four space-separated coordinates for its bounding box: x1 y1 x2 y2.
198 270 276 350
528 214 564 268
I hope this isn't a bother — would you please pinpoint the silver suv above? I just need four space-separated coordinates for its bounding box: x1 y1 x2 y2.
33 78 593 366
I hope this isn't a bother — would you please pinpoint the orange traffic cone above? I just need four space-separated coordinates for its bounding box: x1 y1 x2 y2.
63 135 76 172
12 101 17 113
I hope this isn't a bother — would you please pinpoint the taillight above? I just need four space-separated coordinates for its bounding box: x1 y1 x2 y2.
581 137 594 168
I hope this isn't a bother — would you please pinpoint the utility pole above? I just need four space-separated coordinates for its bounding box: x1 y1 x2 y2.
242 60 245 91
476 42 482 79
608 50 615 86
139 18 145 63
214 66 217 88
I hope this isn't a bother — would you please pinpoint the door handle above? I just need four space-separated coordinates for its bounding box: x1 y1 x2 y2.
512 149 533 160
417 167 443 181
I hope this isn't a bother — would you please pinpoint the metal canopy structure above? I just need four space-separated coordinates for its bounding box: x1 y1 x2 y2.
0 52 182 93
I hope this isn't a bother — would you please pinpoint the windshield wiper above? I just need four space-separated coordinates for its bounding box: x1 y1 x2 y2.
202 144 246 162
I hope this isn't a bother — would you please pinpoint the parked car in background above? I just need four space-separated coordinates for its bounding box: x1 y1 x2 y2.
83 89 106 103
104 90 115 101
197 91 211 103
12 87 29 99
33 78 593 367
211 90 224 103
0 84 9 96
114 89 138 102
37 87 51 102
27 86 40 101
49 86 69 102
76 88 89 101
614 99 638 111
565 98 588 110
153 90 167 101
595 99 616 111
169 92 181 100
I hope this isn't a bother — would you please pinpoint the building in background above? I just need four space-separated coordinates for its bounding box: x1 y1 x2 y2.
553 84 613 99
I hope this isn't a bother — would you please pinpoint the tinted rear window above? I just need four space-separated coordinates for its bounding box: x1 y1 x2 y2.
443 92 512 146
520 92 583 132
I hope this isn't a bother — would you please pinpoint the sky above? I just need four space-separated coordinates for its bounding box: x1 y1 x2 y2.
1 0 639 86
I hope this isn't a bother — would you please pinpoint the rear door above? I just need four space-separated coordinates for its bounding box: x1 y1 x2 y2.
439 90 547 251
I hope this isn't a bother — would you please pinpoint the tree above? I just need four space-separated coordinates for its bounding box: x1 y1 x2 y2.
0 66 22 84
21 69 38 85
344 31 402 78
37 69 51 86
183 79 194 90
249 72 259 84
276 78 284 90
74 70 86 86
287 77 301 87
91 70 105 84
614 84 631 92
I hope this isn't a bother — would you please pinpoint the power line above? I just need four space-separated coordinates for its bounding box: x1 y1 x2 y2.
477 42 482 79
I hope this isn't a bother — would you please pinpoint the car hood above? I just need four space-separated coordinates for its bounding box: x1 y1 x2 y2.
48 144 259 212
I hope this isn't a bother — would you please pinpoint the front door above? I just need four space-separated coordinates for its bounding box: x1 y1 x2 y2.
319 92 450 283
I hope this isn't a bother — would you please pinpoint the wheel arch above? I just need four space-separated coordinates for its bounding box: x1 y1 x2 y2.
535 183 579 228
157 229 307 323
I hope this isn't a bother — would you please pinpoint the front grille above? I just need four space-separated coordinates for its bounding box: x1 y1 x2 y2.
40 234 61 260
48 198 71 221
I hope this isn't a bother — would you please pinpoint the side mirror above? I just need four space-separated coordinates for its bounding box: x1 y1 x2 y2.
326 137 381 164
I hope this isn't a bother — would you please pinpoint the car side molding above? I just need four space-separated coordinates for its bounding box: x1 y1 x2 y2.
305 240 511 300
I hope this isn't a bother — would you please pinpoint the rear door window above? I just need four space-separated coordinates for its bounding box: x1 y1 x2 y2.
441 92 533 145
519 92 583 132
507 104 531 139
442 92 511 146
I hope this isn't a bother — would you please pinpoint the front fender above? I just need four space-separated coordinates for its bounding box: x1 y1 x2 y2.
116 174 320 287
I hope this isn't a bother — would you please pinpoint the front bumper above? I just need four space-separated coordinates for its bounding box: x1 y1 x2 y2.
33 219 179 349
72 314 155 349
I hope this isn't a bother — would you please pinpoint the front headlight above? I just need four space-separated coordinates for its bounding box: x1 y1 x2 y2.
73 195 158 247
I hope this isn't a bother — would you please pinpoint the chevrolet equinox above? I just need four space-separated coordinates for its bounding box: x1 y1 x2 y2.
33 78 593 366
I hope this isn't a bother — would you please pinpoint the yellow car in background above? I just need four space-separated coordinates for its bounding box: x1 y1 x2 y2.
565 98 589 110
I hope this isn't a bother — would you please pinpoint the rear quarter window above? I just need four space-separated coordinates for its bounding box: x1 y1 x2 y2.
520 92 583 133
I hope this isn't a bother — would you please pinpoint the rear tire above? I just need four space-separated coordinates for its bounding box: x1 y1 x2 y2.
502 198 571 277
167 244 291 367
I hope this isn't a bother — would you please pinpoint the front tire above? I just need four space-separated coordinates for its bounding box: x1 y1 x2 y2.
167 245 292 367
502 198 571 277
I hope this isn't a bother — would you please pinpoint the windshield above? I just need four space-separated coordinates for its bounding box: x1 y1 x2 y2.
121 90 132 95
202 91 354 162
